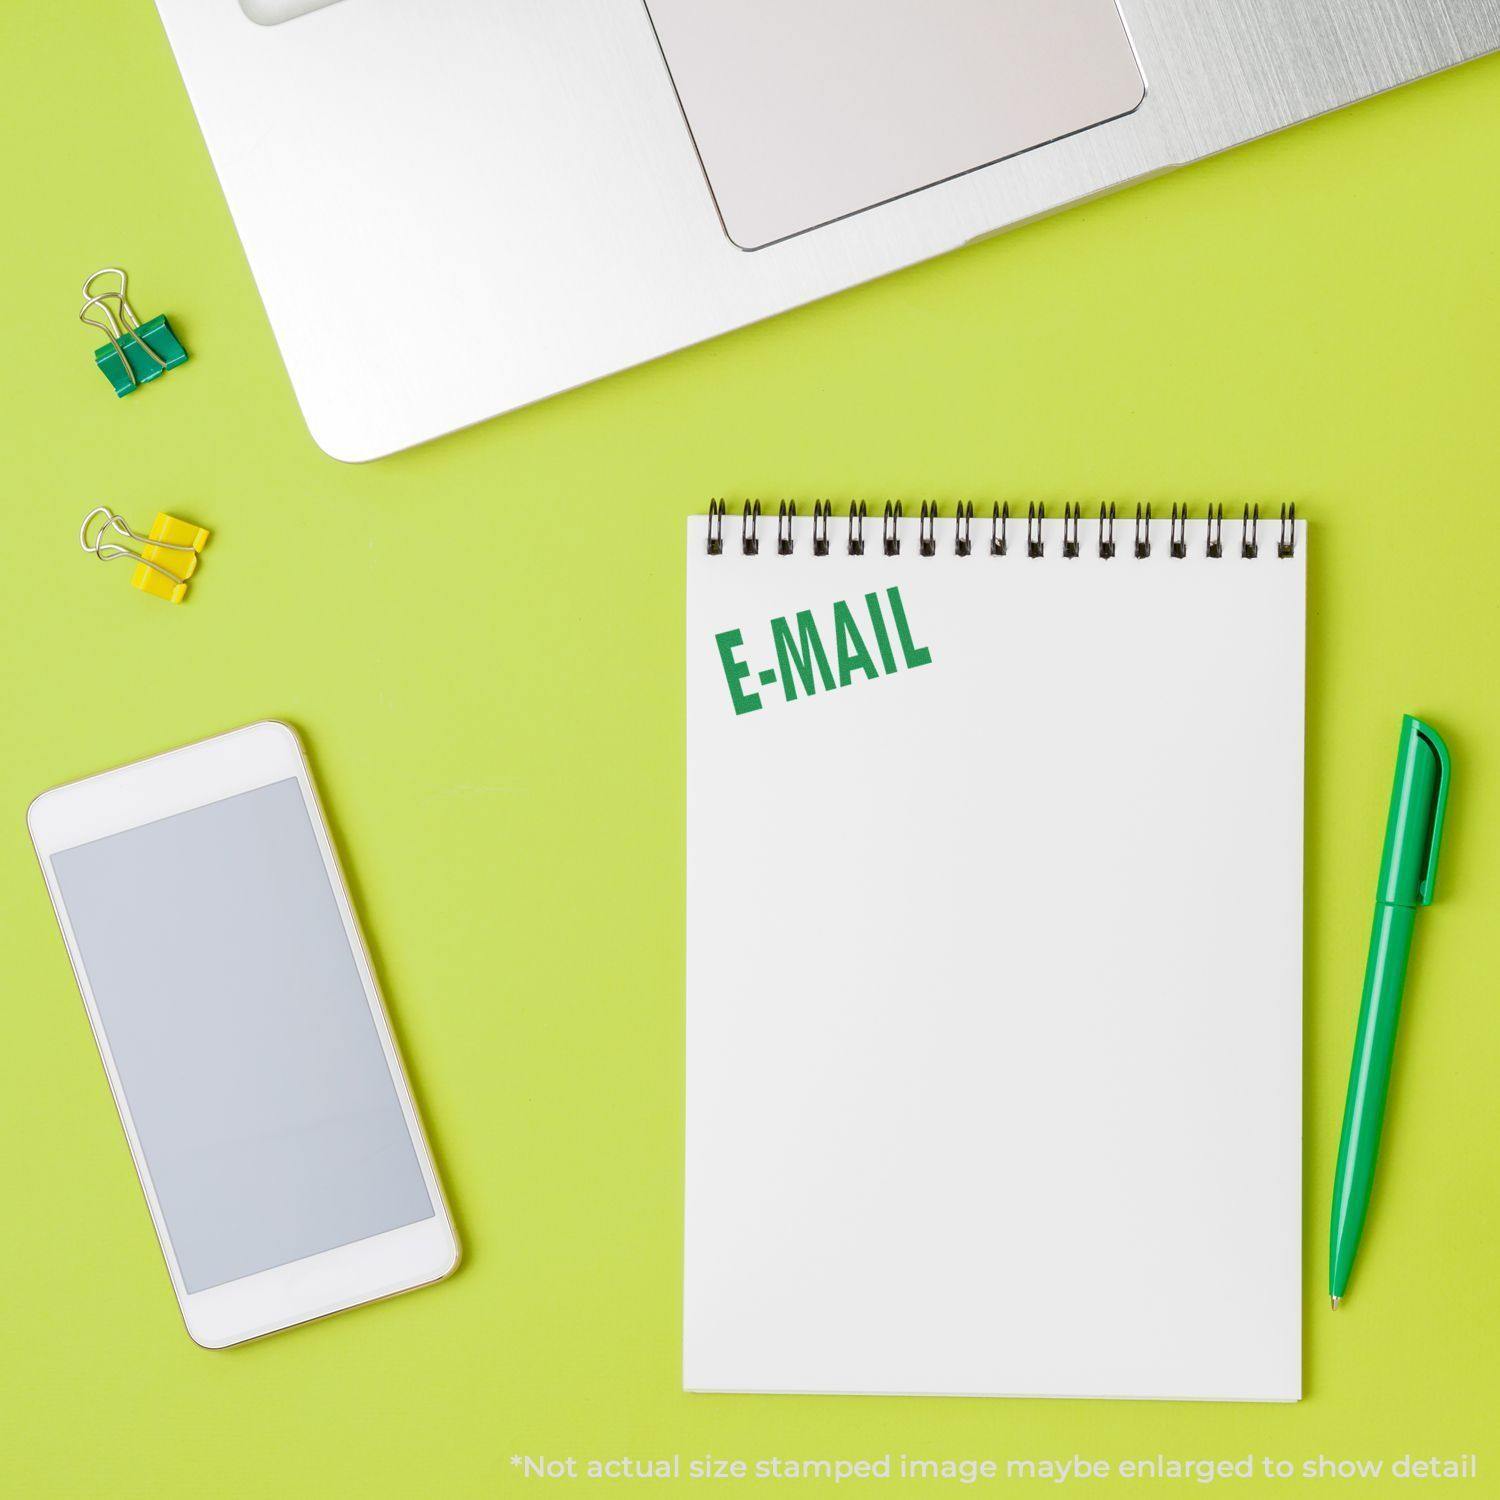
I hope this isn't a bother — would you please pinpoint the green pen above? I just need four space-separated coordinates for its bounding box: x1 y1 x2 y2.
1329 715 1451 1308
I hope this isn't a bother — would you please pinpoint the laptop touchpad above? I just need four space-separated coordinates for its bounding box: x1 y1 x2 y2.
643 0 1145 250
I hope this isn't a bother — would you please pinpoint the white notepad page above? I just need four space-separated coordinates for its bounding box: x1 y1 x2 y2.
685 507 1304 1401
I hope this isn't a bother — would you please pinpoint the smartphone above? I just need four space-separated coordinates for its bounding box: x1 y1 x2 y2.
28 721 458 1347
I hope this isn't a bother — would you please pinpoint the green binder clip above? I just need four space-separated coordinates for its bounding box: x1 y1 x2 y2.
79 268 188 397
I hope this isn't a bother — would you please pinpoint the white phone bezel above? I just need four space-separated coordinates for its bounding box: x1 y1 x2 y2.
27 720 459 1348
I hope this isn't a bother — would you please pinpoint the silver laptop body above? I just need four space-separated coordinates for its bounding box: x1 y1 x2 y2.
155 1 1500 460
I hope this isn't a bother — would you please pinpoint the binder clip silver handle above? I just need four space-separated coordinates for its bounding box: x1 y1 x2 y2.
80 505 197 586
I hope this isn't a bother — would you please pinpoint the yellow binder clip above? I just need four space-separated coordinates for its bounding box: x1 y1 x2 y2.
80 506 210 604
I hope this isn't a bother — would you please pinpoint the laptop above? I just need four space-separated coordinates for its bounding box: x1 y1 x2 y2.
155 1 1500 460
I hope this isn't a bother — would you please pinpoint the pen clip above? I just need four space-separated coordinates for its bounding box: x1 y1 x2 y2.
1411 719 1450 905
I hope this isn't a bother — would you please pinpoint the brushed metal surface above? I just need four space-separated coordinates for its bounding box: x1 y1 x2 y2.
152 0 1500 459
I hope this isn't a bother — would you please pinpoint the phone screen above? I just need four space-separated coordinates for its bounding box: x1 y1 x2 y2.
51 778 433 1293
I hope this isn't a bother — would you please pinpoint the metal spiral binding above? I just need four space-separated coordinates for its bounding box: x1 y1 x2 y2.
704 501 1297 559
1099 502 1116 559
777 500 796 555
919 501 937 557
1206 503 1223 558
1027 502 1044 557
1278 503 1296 558
883 501 902 556
848 501 867 556
955 501 973 556
812 500 831 556
742 499 760 555
1062 502 1080 558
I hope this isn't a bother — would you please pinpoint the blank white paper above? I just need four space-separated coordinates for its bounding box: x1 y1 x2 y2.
685 510 1304 1401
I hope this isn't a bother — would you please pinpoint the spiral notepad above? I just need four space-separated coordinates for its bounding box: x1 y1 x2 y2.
685 501 1305 1402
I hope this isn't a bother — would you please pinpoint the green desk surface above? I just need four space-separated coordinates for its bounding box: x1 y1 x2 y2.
4 6 1498 1496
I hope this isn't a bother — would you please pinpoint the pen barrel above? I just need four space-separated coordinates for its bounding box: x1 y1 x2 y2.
1329 902 1416 1298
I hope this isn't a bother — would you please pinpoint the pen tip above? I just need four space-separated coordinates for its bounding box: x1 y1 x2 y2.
1331 1296 1341 1310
